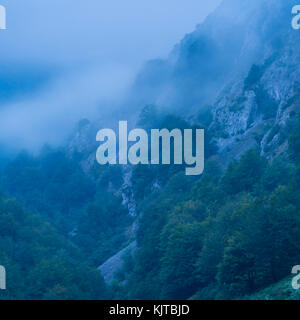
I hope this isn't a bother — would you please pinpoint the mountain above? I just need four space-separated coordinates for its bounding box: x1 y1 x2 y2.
69 0 300 170
242 276 300 300
62 0 300 295
1 0 300 300
132 0 300 161
132 0 296 112
209 0 300 163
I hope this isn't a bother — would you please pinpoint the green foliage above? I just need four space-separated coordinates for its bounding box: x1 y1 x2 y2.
289 114 300 164
221 150 267 194
0 147 130 299
0 195 110 300
1 150 95 229
159 210 203 299
1 111 300 300
131 111 216 203
123 132 300 299
75 190 132 265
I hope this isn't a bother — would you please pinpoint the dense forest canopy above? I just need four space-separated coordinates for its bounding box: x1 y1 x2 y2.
0 109 300 299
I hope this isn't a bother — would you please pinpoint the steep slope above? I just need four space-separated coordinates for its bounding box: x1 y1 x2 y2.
0 193 110 300
210 0 300 162
120 0 300 163
132 0 295 113
64 0 300 288
69 0 300 165
1 0 300 299
242 276 300 300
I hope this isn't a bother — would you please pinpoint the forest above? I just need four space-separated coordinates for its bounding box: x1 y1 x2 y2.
0 105 300 299
0 0 299 300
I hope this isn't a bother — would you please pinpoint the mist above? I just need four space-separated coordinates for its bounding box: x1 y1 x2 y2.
0 0 221 152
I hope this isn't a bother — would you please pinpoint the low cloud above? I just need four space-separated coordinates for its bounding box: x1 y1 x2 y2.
0 64 134 151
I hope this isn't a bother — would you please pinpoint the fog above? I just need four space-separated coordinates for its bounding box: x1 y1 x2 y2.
0 0 221 152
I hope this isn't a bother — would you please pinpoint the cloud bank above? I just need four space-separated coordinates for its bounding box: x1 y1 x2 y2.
0 0 221 152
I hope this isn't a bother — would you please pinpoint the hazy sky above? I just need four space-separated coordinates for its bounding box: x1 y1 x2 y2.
1 0 221 67
0 0 222 151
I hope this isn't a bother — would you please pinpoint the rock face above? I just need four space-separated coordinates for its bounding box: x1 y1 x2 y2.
66 122 138 284
131 0 300 162
121 165 137 217
66 0 300 282
206 0 300 162
67 0 300 166
98 241 137 284
67 0 300 165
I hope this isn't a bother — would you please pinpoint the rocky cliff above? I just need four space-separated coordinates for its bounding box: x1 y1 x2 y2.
66 0 300 283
